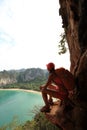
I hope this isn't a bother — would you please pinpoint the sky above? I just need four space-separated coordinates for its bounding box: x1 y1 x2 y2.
0 0 70 71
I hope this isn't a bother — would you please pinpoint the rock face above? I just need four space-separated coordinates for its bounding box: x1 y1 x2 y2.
59 0 87 100
45 100 87 130
45 0 87 130
0 68 48 86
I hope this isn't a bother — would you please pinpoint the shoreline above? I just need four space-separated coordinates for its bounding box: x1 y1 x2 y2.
0 88 41 95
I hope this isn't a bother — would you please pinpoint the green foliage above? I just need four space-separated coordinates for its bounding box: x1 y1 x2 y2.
0 68 48 91
0 70 18 79
34 112 58 130
58 32 68 55
0 110 60 130
0 116 20 130
15 112 60 130
2 77 47 91
19 112 60 130
20 120 37 130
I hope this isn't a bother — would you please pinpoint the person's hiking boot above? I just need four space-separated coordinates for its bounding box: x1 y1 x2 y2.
40 106 51 113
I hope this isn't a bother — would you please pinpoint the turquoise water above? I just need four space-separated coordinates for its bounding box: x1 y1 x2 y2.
0 90 44 127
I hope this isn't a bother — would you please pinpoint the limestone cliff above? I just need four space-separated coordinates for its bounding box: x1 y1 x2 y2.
44 0 87 130
0 68 48 87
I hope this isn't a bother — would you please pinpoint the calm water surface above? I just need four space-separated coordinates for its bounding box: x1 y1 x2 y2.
0 90 44 127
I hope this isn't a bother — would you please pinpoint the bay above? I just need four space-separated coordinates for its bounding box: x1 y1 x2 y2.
0 90 44 127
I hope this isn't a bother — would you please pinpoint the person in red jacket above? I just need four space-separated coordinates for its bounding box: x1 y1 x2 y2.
40 62 69 112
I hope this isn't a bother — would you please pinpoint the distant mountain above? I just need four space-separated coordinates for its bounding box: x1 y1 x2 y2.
0 68 48 87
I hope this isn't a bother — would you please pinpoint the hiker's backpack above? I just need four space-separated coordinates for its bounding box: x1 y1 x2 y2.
55 68 75 91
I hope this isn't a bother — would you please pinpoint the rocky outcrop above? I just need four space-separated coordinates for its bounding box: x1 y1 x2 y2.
0 70 17 86
45 100 87 130
0 68 48 86
59 0 87 100
0 78 17 86
44 0 87 130
18 68 47 82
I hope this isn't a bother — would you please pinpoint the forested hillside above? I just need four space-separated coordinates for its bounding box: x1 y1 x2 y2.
0 68 48 90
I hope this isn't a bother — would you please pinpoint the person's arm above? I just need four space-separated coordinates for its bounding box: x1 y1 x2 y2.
44 75 52 89
40 75 52 90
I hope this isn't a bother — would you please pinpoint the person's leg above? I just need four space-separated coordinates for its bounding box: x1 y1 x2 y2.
40 87 68 112
42 91 49 107
48 95 54 105
42 88 67 100
40 88 59 112
40 92 51 112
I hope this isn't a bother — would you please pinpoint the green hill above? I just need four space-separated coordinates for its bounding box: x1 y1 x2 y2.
0 68 48 91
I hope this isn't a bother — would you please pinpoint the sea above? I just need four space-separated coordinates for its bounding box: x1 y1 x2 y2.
0 90 44 127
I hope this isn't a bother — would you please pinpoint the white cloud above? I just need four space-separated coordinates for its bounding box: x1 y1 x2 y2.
0 0 70 71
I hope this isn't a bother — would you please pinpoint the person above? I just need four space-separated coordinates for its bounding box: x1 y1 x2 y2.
40 62 69 112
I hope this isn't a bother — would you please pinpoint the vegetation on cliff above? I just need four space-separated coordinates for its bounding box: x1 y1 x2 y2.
0 68 48 91
0 112 60 130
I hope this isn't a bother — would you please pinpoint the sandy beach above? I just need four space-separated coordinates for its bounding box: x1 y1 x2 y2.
0 88 41 95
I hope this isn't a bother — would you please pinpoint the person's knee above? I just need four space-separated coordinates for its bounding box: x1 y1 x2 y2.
41 89 47 94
